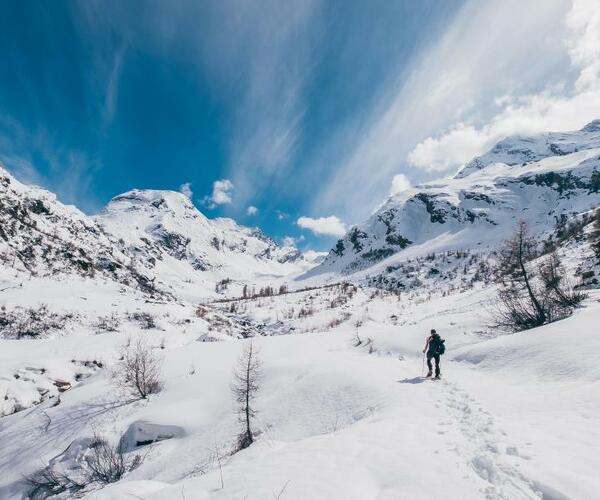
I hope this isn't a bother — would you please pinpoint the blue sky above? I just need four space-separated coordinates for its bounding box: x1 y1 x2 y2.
1 0 599 251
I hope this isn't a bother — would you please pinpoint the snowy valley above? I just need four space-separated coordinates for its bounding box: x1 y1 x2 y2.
1 122 600 499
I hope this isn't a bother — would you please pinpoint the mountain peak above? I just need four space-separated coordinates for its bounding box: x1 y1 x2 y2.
102 189 202 219
455 120 600 179
581 119 600 133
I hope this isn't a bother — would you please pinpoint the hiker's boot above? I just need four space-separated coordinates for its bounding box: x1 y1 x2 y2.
426 371 432 378
435 373 441 380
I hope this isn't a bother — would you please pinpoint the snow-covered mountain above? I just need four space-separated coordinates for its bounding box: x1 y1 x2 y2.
0 167 158 295
96 189 308 298
0 168 310 301
309 120 600 279
456 119 600 178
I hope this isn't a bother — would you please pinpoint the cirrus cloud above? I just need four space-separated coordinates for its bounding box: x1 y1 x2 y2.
297 215 347 237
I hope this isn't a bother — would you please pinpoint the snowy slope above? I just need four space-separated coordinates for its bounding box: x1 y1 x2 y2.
0 167 158 295
1 285 598 500
307 120 600 279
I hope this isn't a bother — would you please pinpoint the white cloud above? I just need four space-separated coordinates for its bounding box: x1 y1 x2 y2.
407 123 491 172
203 179 234 209
390 174 411 195
246 205 258 216
179 182 193 199
406 0 600 172
276 210 289 221
297 215 347 237
282 236 296 247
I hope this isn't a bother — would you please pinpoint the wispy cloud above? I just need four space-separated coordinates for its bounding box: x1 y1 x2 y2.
310 0 579 222
101 45 126 127
246 205 258 216
197 0 323 207
0 1 129 212
0 114 100 210
297 215 346 237
282 236 297 247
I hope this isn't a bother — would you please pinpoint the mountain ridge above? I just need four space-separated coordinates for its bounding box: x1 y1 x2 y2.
306 120 600 281
0 168 310 300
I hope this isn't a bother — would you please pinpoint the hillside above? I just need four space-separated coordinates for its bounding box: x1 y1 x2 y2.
0 167 158 296
1 283 599 499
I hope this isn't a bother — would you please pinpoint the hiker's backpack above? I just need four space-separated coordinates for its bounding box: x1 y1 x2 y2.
437 339 446 355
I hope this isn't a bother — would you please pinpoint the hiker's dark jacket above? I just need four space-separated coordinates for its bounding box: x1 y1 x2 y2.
427 334 444 355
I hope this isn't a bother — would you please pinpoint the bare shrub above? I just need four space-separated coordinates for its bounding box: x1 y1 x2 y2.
195 305 209 318
353 320 363 347
0 304 71 339
24 433 142 499
206 314 233 334
326 312 352 330
231 340 262 451
127 311 157 330
297 306 314 318
24 467 84 499
115 338 163 399
95 313 120 333
85 434 142 484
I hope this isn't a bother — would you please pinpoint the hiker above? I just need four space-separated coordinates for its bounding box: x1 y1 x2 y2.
423 329 445 379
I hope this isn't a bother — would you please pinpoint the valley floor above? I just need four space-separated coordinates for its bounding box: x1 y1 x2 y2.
1 286 599 499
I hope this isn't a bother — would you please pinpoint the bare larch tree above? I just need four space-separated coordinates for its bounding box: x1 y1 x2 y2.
493 220 585 332
231 340 262 451
116 338 163 399
493 220 546 331
538 251 586 310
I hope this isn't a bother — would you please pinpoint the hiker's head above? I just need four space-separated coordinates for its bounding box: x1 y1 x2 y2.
430 329 436 335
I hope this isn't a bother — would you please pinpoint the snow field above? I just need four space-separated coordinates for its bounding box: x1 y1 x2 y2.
2 286 599 498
